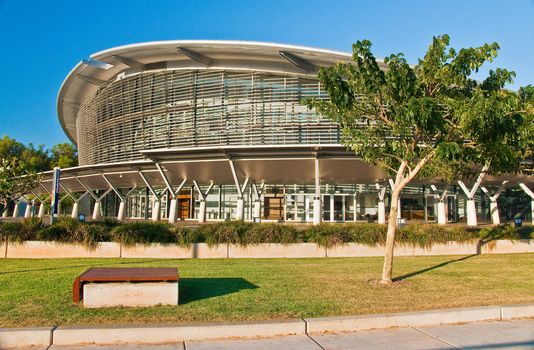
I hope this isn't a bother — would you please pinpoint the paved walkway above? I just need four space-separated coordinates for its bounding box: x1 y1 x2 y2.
46 319 534 350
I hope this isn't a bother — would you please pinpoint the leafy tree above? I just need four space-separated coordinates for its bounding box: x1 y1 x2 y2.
308 35 533 284
50 143 78 168
0 158 40 213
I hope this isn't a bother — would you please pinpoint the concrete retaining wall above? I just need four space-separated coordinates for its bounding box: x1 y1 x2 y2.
229 243 326 258
5 241 120 258
121 243 227 259
1 240 533 259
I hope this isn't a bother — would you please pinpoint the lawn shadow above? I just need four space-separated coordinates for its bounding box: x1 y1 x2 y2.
393 254 478 282
179 278 258 304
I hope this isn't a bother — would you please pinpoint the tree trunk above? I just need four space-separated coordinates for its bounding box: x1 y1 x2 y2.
381 188 401 284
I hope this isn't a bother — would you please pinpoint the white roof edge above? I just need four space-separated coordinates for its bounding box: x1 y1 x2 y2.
88 40 355 60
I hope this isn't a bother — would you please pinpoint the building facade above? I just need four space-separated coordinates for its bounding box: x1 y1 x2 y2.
19 41 533 225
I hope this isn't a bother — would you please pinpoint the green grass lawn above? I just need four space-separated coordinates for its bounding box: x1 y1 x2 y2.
1 254 533 328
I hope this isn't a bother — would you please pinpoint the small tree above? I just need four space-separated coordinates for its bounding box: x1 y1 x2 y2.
0 158 40 214
308 35 533 284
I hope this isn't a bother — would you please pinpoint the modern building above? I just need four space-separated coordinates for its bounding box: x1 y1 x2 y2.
17 41 533 225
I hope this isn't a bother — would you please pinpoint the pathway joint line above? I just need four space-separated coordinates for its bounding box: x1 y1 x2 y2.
307 334 326 350
413 326 463 349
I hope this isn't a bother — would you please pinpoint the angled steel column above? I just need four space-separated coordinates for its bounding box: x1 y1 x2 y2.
228 159 249 221
481 181 509 225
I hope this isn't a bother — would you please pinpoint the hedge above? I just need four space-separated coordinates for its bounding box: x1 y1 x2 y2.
0 218 532 249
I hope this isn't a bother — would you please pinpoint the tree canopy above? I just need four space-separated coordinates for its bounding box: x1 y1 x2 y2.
308 34 533 283
0 136 78 211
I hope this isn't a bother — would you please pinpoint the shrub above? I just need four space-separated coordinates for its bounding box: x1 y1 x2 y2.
243 223 300 245
110 221 176 246
0 219 42 243
305 223 349 247
173 226 200 247
198 221 251 246
345 223 387 246
478 225 534 241
37 217 112 249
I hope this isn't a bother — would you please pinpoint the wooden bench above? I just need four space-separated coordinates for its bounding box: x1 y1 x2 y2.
73 267 179 307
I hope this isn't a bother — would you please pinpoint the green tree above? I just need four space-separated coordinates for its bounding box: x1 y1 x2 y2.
50 142 78 168
308 35 533 284
0 158 40 213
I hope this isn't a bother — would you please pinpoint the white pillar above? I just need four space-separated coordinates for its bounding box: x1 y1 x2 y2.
466 199 477 226
12 202 19 218
378 201 386 224
253 200 261 219
236 198 244 220
437 201 447 225
71 202 79 219
489 200 500 225
168 198 177 223
313 199 321 225
92 201 101 220
198 200 207 223
2 208 8 218
38 203 46 218
24 203 32 218
329 195 335 222
117 201 126 221
152 200 161 221
397 198 401 219
530 200 534 225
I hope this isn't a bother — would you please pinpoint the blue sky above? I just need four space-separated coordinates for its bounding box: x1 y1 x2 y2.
0 0 532 148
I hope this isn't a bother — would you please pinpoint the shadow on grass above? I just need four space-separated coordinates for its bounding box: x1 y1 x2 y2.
179 278 258 304
393 254 478 282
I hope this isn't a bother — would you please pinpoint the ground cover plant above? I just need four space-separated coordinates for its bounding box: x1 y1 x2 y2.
0 219 532 248
0 254 533 327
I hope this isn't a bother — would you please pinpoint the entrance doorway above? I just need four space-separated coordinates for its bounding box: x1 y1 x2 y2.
177 194 191 219
264 196 284 220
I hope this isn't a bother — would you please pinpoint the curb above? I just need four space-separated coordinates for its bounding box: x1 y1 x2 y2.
1 304 533 347
0 327 53 348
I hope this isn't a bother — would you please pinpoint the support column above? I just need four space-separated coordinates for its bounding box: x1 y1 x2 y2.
313 158 321 225
24 202 32 218
198 200 207 222
458 166 488 227
228 160 249 221
375 183 387 224
71 202 79 219
2 207 8 218
168 199 178 223
193 180 214 223
481 181 508 225
329 194 334 222
38 203 46 218
92 201 101 220
12 201 19 218
519 183 534 225
117 201 126 221
152 200 161 221
236 199 244 220
431 185 449 225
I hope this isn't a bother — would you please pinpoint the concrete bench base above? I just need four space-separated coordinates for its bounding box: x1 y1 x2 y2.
83 282 178 308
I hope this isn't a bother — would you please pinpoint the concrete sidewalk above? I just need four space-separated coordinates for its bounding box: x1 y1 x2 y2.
44 318 534 350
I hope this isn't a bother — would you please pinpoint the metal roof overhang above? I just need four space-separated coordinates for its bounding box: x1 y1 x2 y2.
34 144 533 196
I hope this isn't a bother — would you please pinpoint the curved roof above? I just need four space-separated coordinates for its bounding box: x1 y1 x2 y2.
57 40 383 144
